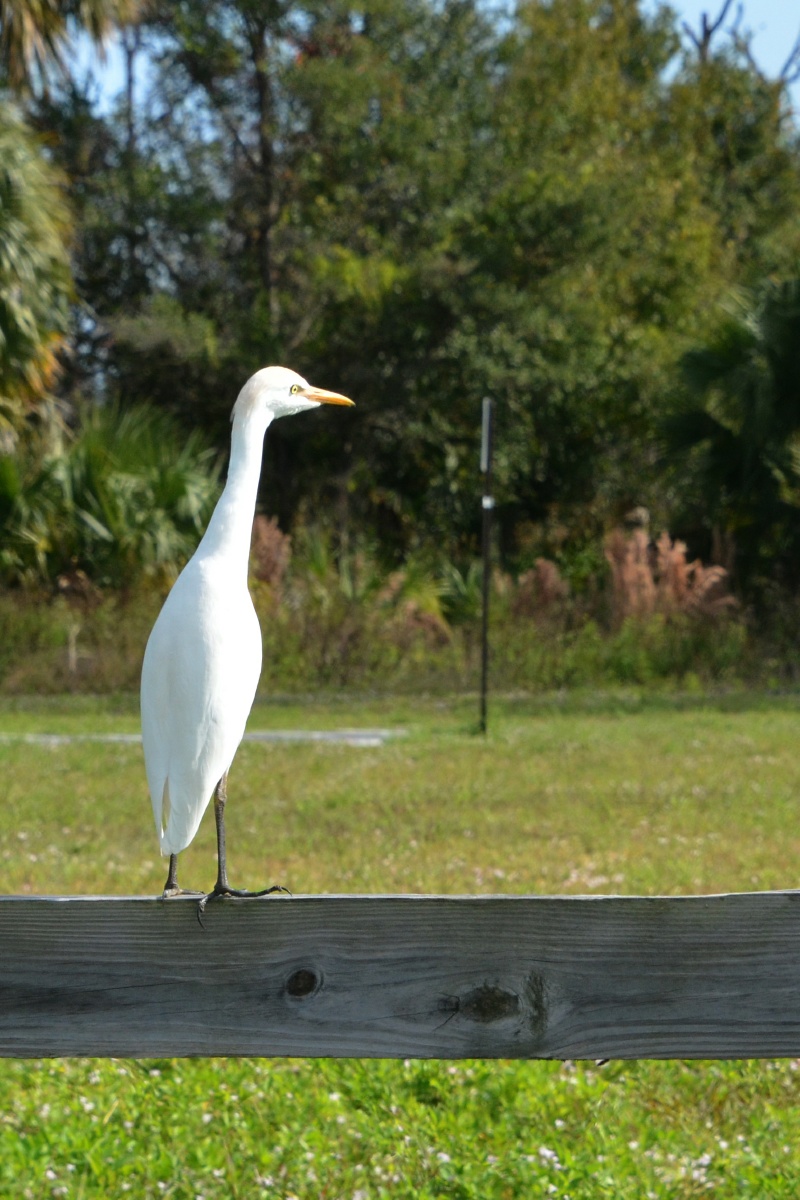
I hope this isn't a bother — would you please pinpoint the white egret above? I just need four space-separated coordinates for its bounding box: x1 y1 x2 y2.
140 365 354 903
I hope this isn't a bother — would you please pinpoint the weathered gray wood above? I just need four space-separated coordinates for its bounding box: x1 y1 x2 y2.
1 892 800 1059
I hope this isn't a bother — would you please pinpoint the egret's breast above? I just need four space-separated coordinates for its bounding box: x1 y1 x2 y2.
143 560 262 770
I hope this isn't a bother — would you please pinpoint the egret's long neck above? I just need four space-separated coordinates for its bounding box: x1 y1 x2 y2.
197 408 273 572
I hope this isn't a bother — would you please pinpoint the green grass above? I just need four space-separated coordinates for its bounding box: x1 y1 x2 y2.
1 692 800 1197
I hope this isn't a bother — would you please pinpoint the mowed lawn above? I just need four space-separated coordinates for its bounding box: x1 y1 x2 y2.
1 692 800 1198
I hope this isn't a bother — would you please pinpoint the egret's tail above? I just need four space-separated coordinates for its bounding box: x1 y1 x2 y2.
156 775 208 857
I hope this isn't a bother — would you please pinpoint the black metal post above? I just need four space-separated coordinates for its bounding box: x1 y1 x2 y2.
479 397 493 735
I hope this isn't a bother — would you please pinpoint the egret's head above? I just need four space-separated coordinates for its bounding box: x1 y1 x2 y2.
232 365 354 422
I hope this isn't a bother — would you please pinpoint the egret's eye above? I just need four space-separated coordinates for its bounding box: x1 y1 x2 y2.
290 383 301 395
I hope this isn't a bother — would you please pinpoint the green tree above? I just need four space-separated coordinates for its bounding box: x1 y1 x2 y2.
315 0 725 566
668 44 800 280
29 0 800 589
663 278 800 592
62 0 499 526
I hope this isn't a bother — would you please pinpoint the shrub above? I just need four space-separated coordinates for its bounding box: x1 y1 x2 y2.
605 528 736 626
0 523 765 696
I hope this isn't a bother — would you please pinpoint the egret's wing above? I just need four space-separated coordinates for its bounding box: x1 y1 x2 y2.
141 561 262 856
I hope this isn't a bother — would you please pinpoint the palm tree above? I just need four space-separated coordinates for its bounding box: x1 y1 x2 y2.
1 403 222 588
0 0 137 93
663 278 800 590
0 102 72 438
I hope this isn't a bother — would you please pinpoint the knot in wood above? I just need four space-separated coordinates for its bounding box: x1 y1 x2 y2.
457 984 520 1024
285 968 320 999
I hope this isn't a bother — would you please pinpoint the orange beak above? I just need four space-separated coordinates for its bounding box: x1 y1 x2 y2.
303 386 355 407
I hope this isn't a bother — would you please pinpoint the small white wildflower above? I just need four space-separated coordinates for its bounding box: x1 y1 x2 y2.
554 1118 565 1129
149 1069 161 1078
201 1113 213 1125
328 1092 341 1102
44 1170 57 1181
437 1152 451 1163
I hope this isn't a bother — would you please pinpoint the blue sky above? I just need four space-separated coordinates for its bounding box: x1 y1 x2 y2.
665 0 799 77
649 0 800 110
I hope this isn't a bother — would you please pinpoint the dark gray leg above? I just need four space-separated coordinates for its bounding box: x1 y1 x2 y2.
164 854 179 893
162 852 203 899
213 772 230 891
197 772 290 916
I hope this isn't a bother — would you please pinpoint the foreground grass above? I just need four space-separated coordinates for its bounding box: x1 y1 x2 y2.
1 692 800 1198
5 1056 800 1199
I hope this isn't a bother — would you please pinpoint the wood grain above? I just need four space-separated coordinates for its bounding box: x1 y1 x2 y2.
1 892 799 1059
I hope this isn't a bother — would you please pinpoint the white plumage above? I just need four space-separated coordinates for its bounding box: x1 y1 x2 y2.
140 365 354 896
141 559 262 856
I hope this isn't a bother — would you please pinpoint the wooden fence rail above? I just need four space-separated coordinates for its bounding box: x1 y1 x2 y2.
1 892 799 1059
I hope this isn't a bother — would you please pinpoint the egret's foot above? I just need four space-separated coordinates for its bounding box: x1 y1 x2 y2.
196 883 291 925
161 885 205 900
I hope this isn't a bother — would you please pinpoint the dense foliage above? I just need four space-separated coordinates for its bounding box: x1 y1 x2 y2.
664 278 800 591
0 403 221 588
1 0 799 601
